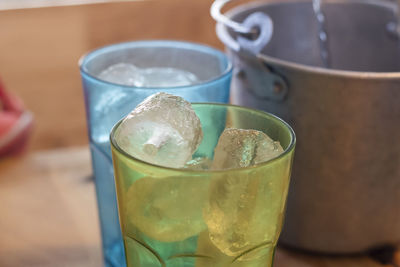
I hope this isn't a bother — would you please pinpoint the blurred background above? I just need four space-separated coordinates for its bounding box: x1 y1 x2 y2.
0 0 226 153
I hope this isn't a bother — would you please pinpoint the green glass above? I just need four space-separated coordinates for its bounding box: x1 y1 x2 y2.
110 103 296 267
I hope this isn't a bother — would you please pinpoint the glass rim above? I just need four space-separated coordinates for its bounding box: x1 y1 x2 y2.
110 103 296 174
78 39 233 90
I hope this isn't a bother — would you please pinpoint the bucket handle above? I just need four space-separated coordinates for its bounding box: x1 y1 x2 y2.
211 0 289 101
211 0 273 54
211 0 256 34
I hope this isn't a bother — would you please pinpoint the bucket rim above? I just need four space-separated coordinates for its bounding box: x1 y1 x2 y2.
219 0 400 79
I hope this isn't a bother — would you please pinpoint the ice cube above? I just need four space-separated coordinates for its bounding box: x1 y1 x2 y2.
126 175 209 242
98 63 145 86
184 157 213 171
141 67 198 87
212 128 284 170
98 63 198 88
115 92 203 168
203 172 285 260
203 128 286 259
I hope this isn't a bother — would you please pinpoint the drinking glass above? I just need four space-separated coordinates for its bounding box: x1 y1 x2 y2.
79 40 232 267
111 103 295 267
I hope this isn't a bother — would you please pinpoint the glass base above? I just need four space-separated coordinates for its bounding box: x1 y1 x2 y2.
105 241 126 267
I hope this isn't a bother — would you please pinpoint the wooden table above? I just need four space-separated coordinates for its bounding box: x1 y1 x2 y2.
0 147 398 267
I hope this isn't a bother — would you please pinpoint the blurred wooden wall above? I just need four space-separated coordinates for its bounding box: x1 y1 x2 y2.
0 0 223 152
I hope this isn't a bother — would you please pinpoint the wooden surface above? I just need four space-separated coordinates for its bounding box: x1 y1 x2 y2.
0 147 397 267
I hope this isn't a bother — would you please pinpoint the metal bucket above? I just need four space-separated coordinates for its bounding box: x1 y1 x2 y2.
213 0 400 254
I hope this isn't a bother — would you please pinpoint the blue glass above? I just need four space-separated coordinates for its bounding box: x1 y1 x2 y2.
79 40 232 267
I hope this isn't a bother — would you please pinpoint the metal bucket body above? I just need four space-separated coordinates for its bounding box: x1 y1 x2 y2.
217 0 400 253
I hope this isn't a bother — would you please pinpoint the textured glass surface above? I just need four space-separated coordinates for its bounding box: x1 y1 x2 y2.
111 104 295 267
80 41 232 267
